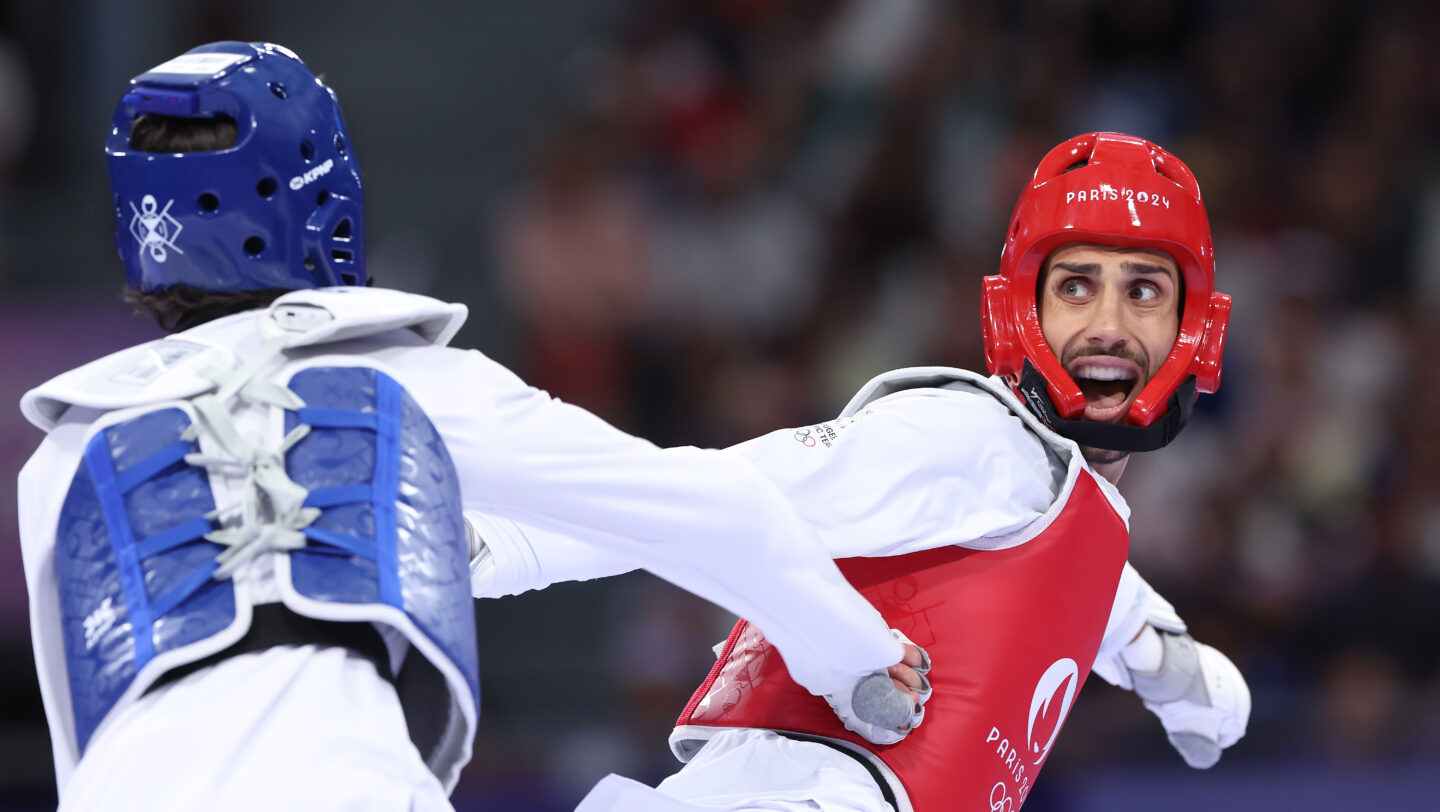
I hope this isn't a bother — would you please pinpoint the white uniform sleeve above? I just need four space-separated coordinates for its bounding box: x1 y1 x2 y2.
460 385 1066 595
726 388 1062 558
464 510 637 598
409 349 902 696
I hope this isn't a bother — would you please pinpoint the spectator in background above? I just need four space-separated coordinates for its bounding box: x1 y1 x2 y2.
498 117 654 424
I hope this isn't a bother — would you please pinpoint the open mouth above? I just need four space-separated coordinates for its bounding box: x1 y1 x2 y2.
1069 361 1140 419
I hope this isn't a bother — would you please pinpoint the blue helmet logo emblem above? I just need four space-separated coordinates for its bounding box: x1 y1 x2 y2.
128 195 184 263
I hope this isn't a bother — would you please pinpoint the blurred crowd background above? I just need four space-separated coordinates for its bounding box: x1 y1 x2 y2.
2 0 1438 809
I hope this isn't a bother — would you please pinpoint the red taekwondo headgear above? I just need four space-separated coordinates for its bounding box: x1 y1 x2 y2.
981 132 1231 452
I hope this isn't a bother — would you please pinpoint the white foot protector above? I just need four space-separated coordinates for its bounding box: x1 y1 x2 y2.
576 774 708 812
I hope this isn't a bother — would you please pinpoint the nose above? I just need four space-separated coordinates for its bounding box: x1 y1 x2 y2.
1083 286 1131 351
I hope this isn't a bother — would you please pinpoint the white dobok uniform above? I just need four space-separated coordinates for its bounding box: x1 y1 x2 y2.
470 368 1182 812
16 288 904 811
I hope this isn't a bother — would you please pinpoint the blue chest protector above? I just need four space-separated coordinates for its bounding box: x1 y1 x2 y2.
55 364 478 788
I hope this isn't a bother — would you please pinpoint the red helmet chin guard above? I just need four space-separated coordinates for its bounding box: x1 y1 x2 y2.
981 132 1231 450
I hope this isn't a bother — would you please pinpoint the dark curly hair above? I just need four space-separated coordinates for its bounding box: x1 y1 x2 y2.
122 284 292 332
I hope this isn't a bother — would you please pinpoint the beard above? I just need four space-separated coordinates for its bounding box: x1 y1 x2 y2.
1079 444 1129 466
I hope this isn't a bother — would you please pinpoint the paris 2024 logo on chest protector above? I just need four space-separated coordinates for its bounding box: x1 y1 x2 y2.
985 656 1081 810
1027 657 1079 765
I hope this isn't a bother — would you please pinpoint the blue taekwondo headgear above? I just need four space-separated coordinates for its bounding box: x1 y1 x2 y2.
105 41 366 293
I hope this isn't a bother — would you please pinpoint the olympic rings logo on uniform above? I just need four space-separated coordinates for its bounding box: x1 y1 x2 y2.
989 781 1013 812
793 428 816 447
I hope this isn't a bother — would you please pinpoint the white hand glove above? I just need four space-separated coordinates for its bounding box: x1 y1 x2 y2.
1127 629 1250 768
824 628 931 746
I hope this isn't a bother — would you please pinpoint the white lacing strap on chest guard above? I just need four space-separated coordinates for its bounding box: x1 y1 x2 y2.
181 336 317 580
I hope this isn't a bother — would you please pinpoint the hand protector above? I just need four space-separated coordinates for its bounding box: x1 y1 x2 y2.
1128 630 1250 768
824 628 932 746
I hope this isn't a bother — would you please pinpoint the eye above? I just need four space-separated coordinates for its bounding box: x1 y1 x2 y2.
1059 277 1091 298
1130 281 1162 302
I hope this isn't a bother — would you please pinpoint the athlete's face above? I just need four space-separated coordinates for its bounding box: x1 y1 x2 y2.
1038 243 1181 438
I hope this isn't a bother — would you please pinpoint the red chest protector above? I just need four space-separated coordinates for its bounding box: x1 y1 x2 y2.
672 470 1128 812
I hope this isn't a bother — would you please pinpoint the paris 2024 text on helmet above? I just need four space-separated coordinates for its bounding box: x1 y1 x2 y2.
106 41 366 294
981 132 1232 453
